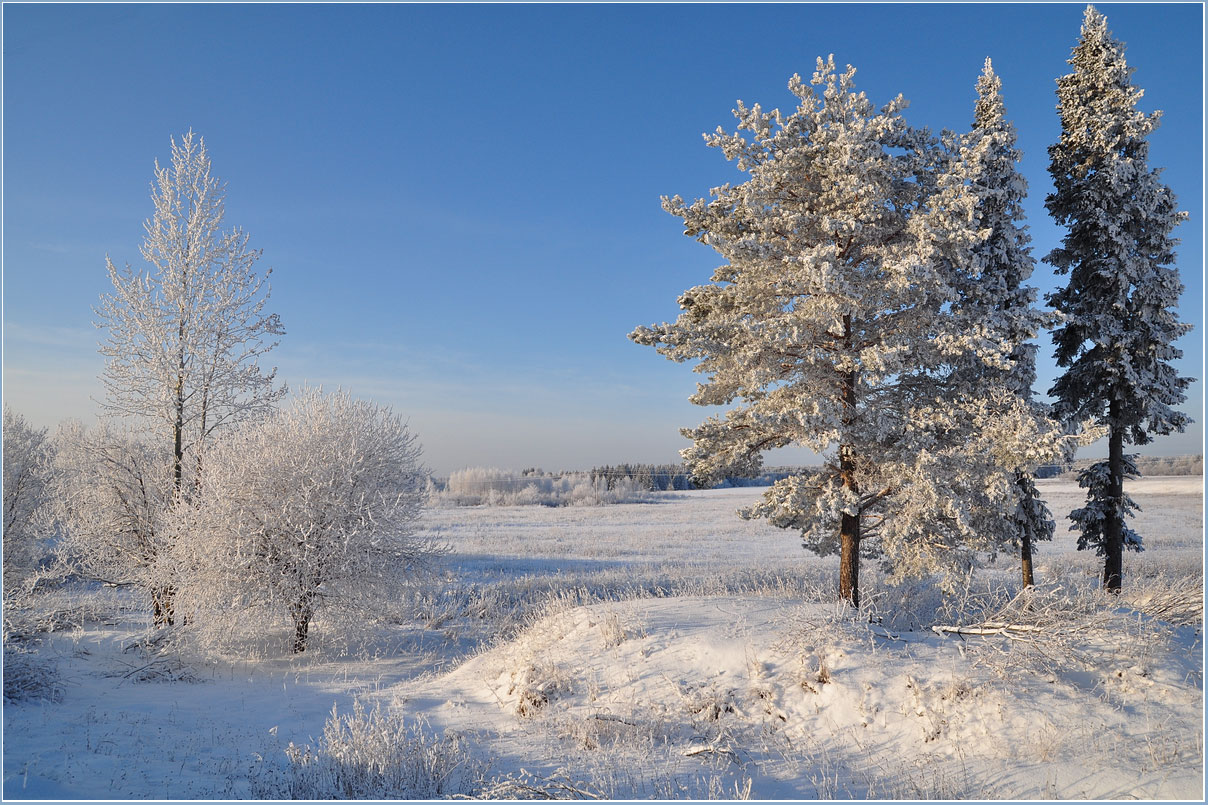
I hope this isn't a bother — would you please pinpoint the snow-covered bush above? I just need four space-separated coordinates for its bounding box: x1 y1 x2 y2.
47 420 178 623
2 644 62 704
173 389 438 654
3 407 54 588
252 700 488 799
434 467 659 507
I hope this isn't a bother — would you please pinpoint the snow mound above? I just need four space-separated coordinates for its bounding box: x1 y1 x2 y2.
392 595 1203 800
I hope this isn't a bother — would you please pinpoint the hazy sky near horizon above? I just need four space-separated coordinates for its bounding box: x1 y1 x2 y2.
4 3 1203 476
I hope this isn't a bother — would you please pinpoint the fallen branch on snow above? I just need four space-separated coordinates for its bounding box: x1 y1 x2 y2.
931 621 1048 638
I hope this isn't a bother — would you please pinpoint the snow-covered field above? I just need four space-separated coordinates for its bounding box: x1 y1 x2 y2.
4 478 1203 799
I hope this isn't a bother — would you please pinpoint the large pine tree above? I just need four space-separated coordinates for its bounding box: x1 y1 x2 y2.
631 58 1028 606
1045 6 1193 592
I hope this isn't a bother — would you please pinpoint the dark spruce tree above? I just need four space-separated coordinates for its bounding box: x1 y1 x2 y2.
954 60 1063 589
1045 6 1193 592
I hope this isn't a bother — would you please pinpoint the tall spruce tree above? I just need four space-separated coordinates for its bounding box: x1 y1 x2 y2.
1045 6 1193 592
631 58 1027 607
953 60 1066 588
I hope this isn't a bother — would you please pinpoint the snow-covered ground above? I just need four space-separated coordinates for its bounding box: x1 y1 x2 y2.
4 478 1203 799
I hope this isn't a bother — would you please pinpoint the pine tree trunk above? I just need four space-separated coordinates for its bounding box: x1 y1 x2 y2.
839 507 860 608
837 338 861 608
838 443 860 607
1103 411 1125 593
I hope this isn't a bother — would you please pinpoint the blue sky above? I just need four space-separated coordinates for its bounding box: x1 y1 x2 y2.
3 3 1203 476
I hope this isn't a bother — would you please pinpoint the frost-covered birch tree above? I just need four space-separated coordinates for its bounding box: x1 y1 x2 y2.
1045 6 1193 593
631 58 1024 607
172 389 435 654
92 131 285 624
95 130 285 496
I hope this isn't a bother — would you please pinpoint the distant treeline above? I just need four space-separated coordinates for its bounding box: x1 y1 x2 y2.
589 456 1204 488
586 464 816 491
1043 454 1203 479
587 464 693 491
431 454 1202 508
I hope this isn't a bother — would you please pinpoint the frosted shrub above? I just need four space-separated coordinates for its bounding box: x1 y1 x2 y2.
172 389 440 654
253 700 488 799
505 660 575 717
2 644 62 704
48 420 179 624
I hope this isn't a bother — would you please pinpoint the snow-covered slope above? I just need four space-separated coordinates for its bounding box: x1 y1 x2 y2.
389 594 1202 799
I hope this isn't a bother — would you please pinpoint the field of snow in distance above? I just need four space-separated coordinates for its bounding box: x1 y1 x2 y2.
3 477 1203 800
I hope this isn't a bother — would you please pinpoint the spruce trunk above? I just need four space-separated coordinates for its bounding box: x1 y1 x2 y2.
1015 471 1036 588
1103 410 1125 593
1020 532 1034 588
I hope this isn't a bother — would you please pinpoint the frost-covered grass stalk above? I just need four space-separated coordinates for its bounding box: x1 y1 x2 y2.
251 700 489 799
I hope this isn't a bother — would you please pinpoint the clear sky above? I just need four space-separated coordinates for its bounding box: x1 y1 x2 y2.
3 3 1203 476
